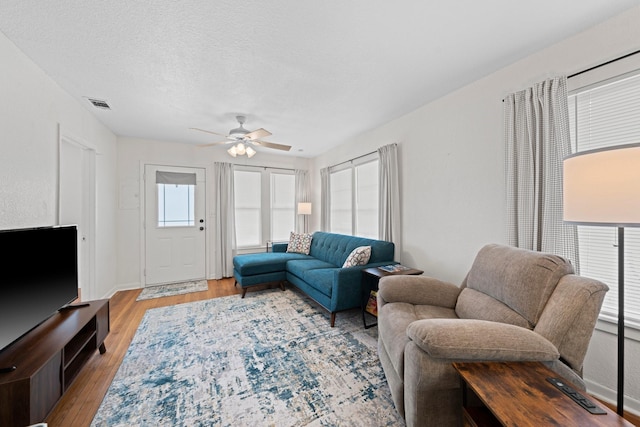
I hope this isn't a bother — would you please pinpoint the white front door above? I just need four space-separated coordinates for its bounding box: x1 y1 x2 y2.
144 165 206 286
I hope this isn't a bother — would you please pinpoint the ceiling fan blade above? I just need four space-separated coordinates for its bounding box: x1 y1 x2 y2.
245 128 272 140
197 140 229 147
254 140 291 151
190 127 229 138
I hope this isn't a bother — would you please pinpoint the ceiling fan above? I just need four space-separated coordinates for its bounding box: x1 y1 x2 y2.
191 116 291 156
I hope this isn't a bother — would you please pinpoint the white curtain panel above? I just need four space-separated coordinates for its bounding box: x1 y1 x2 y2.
320 167 330 231
378 143 402 262
294 169 310 233
504 76 579 265
213 162 236 278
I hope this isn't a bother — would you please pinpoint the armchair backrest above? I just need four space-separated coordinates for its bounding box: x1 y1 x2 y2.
455 244 574 329
455 244 608 374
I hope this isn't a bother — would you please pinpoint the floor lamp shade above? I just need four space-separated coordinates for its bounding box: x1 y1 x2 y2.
297 202 312 216
563 144 640 226
562 143 640 417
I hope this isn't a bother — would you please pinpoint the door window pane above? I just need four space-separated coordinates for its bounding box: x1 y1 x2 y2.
157 184 195 227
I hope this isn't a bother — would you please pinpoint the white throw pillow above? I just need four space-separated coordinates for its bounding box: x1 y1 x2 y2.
286 231 313 255
342 246 372 268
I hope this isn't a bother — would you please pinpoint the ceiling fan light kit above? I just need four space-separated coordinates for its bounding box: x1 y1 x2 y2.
191 115 292 158
227 142 256 158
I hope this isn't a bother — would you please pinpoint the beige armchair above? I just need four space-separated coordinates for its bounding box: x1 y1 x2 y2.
377 244 608 427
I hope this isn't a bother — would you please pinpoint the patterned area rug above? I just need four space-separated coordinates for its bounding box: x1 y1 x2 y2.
92 288 404 426
136 279 209 301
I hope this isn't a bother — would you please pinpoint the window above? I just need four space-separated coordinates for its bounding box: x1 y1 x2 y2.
329 157 379 238
156 171 196 227
330 168 352 235
271 173 295 241
234 169 262 247
234 168 296 249
568 70 640 326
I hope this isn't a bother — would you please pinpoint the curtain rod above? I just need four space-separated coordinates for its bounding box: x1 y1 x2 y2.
502 49 640 102
568 48 640 79
233 163 297 172
329 150 378 170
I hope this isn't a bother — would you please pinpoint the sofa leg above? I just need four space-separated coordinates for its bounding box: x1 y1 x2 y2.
330 312 336 327
241 288 247 298
279 281 285 291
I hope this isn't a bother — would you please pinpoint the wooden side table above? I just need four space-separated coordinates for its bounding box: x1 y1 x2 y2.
453 361 633 427
361 266 424 329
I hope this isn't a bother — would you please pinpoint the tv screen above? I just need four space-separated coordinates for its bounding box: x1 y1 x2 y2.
0 225 79 354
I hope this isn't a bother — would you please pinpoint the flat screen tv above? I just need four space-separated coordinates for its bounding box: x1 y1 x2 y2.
0 225 79 354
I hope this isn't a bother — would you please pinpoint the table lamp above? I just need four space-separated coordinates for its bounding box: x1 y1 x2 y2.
563 143 640 416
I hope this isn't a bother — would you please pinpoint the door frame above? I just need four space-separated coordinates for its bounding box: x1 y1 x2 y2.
57 127 97 300
140 162 209 287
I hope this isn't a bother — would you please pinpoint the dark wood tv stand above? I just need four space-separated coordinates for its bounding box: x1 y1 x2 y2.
0 299 109 426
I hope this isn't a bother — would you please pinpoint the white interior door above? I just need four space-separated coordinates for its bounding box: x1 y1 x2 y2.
144 165 206 286
59 134 96 300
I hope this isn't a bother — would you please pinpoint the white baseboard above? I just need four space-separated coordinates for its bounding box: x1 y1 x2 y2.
101 282 141 299
585 379 640 416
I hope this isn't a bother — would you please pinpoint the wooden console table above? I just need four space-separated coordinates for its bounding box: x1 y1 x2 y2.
453 361 632 427
0 299 110 426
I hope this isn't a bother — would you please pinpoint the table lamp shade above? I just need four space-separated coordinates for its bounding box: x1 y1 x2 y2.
563 144 640 227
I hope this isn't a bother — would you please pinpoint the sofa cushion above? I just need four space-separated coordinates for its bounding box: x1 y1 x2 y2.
462 244 574 326
309 231 394 267
286 232 313 254
299 268 337 297
233 252 311 276
342 246 371 268
286 258 335 279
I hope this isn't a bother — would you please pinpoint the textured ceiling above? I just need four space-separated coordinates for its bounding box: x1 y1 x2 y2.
1 1 638 157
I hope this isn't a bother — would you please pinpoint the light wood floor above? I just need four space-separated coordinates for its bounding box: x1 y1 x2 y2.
45 277 248 426
45 279 639 426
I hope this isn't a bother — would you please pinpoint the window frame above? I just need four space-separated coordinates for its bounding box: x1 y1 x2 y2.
233 166 296 250
568 62 640 332
328 154 379 239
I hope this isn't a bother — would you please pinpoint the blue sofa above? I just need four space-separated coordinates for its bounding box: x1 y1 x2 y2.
233 231 395 326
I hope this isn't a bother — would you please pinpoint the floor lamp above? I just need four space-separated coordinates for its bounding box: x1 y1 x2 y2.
563 143 640 416
297 202 312 233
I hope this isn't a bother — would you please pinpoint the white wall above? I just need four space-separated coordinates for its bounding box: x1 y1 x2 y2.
115 137 311 290
0 31 118 300
312 5 640 414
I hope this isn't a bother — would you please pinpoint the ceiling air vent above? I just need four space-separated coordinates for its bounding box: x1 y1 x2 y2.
86 98 111 110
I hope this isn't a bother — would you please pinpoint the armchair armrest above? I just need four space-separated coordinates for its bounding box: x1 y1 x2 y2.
407 318 560 361
378 275 461 309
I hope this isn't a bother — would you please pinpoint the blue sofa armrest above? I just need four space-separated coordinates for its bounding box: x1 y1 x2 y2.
331 268 364 312
272 243 288 253
331 262 398 310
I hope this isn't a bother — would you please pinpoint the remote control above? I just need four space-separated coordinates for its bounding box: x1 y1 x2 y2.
546 377 607 415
